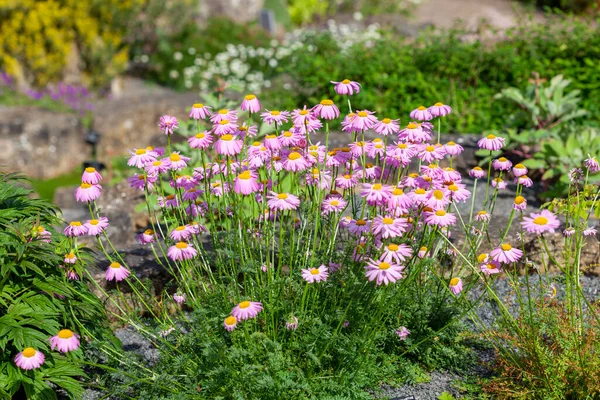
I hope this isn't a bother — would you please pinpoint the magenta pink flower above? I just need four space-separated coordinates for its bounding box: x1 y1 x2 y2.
490 243 523 264
410 106 433 121
136 229 156 244
521 209 560 234
312 99 340 120
168 152 191 170
429 102 452 117
241 94 261 113
513 196 527 211
212 120 238 136
64 221 87 237
361 183 393 207
267 192 300 211
478 134 505 151
481 261 502 276
234 170 260 195
14 348 44 370
365 258 404 285
444 183 471 203
33 225 52 243
387 188 413 214
372 215 408 239
167 242 198 261
188 131 213 149
189 103 212 120
379 243 412 263
425 210 457 227
158 115 179 135
351 110 378 131
128 173 156 191
50 329 80 353
81 167 102 184
443 141 464 156
492 157 512 171
75 183 101 202
105 262 130 281
170 225 194 241
373 117 400 136
321 197 347 215
231 301 262 321
210 109 238 124
395 326 411 340
331 79 360 95
425 189 451 210
173 292 187 304
214 134 243 156
469 166 485 179
449 277 463 295
146 160 170 175
261 110 290 125
282 151 310 172
64 252 77 264
301 264 329 283
399 123 431 143
128 148 157 168
335 173 359 189
224 315 238 331
512 163 528 177
418 144 446 164
84 217 109 236
278 130 300 147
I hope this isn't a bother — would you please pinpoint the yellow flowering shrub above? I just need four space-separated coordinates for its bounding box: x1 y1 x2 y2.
0 0 143 87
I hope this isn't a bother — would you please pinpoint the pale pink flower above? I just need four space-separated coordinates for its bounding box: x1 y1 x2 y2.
64 252 77 264
81 167 102 184
365 258 404 285
14 348 44 370
64 221 87 237
449 277 463 295
335 173 359 189
105 262 130 281
478 134 505 151
410 106 432 121
224 316 238 331
212 120 238 136
443 141 464 156
128 148 157 168
167 152 191 170
331 79 360 95
234 170 261 195
491 177 507 190
301 264 329 283
373 118 400 136
346 219 371 236
444 182 471 203
493 157 512 171
188 131 213 149
372 215 408 239
395 326 411 340
261 110 290 125
167 242 197 261
425 189 451 210
214 134 243 156
136 229 156 244
74 183 102 202
49 329 80 353
428 102 452 117
490 243 523 264
158 115 179 135
515 175 533 187
513 196 527 211
361 183 393 207
512 163 528 177
418 246 429 258
312 99 340 120
563 227 576 236
475 211 491 222
173 292 187 304
351 110 378 131
84 217 109 236
282 151 310 172
481 261 502 276
241 94 261 113
585 156 599 172
584 226 597 236
469 166 485 179
379 243 412 263
170 225 194 241
425 210 457 227
321 197 347 215
267 192 300 211
189 103 212 120
231 301 262 320
522 210 560 234
210 109 238 124
418 144 446 164
285 316 299 331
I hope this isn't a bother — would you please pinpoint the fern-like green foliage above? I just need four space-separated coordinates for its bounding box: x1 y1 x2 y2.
0 172 114 399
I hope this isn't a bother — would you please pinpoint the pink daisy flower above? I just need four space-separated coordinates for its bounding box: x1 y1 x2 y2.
449 277 463 295
331 79 361 95
241 94 261 113
379 243 413 263
158 115 179 135
64 252 77 264
237 124 258 139
146 160 170 175
64 221 87 237
425 209 457 227
512 163 528 177
81 167 102 184
312 99 340 120
84 217 109 236
346 219 371 236
128 173 155 191
584 226 597 236
189 103 212 120
387 188 413 214
444 183 471 203
231 301 263 321
321 197 347 215
267 192 300 211
513 196 527 211
278 130 300 146
214 134 243 156
443 141 464 156
14 348 44 370
136 229 156 244
168 152 191 170
188 131 213 149
224 316 238 331
173 292 187 304
361 183 393 207
490 243 523 264
426 189 451 210
213 120 238 136
49 329 80 353
418 246 429 258
170 225 194 241
372 215 408 239
481 261 502 276
335 173 359 189
128 148 157 168
351 110 378 131
522 210 560 234
410 106 433 121
469 166 485 179
234 170 261 195
563 227 576 236
33 225 51 243
475 210 491 222
282 151 310 172
286 316 299 331
585 156 599 172
210 109 238 124
395 326 411 340
105 262 130 281
365 258 404 285
373 118 400 136
429 102 452 117
168 242 198 261
75 183 102 202
515 175 533 187
418 144 446 164
478 134 505 151
261 110 290 125
491 178 507 190
301 264 329 283
492 157 513 171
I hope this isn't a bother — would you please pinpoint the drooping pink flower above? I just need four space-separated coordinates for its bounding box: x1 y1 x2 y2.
372 215 408 239
224 315 238 331
449 277 463 295
361 183 393 207
231 301 262 321
418 246 429 258
395 326 411 340
105 262 130 281
212 120 238 136
136 229 156 244
492 157 513 171
365 258 404 285
84 217 109 236
49 329 80 353
563 227 576 236
491 177 507 190
74 183 102 202
282 151 310 172
584 226 597 236
478 134 505 151
350 110 378 131
585 156 599 172
241 94 261 113
475 210 491 222
443 141 464 156
81 167 102 184
167 152 191 170
189 103 212 120
410 106 433 121
170 225 194 241
33 225 52 243
234 170 261 195
301 264 329 283
173 292 187 304
312 99 340 120
214 134 243 156
158 115 179 135
267 192 300 211
64 252 77 264
373 117 400 136
286 316 299 331
261 110 290 125
331 79 361 95
469 166 485 179
14 348 44 370
64 221 88 237
428 102 452 117
425 209 457 227
513 196 527 211
210 109 238 124
481 261 502 276
512 163 528 177
490 243 523 264
167 242 197 261
188 131 213 150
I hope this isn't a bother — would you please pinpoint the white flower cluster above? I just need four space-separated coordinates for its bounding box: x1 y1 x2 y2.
135 22 382 92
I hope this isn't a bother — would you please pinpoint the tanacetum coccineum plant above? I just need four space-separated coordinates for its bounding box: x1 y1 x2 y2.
72 78 598 397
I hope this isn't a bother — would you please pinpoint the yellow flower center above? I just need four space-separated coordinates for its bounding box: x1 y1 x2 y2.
478 253 488 263
80 183 92 189
135 149 147 155
37 226 45 232
238 171 251 180
58 329 73 339
357 111 368 117
22 348 36 357
65 252 75 259
448 184 458 192
515 163 525 169
407 123 417 129
271 110 280 115
515 196 525 205
415 188 426 195
144 229 154 235
282 131 293 138
85 167 96 173
244 94 256 100
166 194 175 200
397 143 407 149
435 210 446 217
330 200 339 206
89 220 99 225
299 110 309 115
70 221 82 226
170 153 181 161
487 263 497 270
356 219 367 226
310 268 320 275
320 99 333 106
392 188 404 195
147 146 154 151
486 134 496 139
110 262 121 269
193 103 204 108
239 301 251 309
221 134 233 141
218 109 228 114
501 244 512 251
175 226 186 231
176 242 188 249
420 246 427 252
478 211 487 216
447 141 455 146
533 217 548 226
266 134 277 139
379 262 391 270
387 244 399 251
219 120 230 125
195 133 205 139
275 192 289 200
225 316 237 325
450 277 460 286
288 152 301 160
383 217 394 225
372 184 382 190
417 106 427 110
473 166 483 171
433 190 444 200
498 157 508 162
434 102 444 107
342 79 351 84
